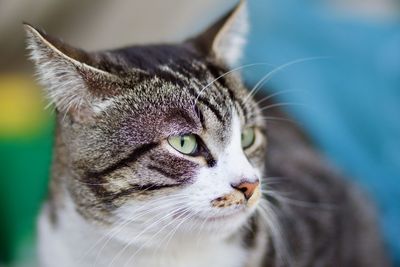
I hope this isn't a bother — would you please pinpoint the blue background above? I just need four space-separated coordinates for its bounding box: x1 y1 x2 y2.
243 0 400 265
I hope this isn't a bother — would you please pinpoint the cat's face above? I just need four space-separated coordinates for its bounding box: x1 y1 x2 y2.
98 54 266 242
26 1 266 242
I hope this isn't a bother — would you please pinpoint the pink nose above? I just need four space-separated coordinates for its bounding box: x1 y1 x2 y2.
231 179 259 200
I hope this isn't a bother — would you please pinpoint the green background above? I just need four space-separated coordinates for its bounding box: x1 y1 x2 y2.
0 76 54 266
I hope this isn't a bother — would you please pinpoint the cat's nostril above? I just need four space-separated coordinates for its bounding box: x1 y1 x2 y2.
231 179 259 200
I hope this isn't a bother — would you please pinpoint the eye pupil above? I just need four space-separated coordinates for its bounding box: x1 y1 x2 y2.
180 137 185 147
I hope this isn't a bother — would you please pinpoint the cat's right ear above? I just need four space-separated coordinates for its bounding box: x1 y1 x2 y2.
190 0 248 67
24 23 120 116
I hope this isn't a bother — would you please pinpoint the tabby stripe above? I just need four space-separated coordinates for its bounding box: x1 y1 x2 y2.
206 64 237 106
195 137 217 167
206 63 229 89
194 105 206 129
225 85 239 104
205 155 217 168
187 87 225 123
235 99 249 123
110 183 181 201
156 70 188 88
205 63 245 113
148 164 186 180
223 85 249 123
219 84 249 124
171 62 201 80
199 98 225 123
86 142 158 179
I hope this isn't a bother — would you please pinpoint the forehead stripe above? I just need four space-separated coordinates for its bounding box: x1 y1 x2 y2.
194 105 206 129
187 87 225 124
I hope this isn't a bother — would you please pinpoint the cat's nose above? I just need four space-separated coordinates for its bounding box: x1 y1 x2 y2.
231 179 260 200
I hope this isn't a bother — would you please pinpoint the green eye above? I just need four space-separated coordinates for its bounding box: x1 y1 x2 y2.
168 134 198 155
241 127 256 149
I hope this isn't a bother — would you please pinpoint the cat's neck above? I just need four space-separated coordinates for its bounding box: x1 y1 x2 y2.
38 191 250 267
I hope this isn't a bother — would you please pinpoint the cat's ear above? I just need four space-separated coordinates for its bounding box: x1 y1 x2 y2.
24 23 119 116
191 0 248 67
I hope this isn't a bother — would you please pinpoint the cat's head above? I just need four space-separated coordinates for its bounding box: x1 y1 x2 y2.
26 0 267 243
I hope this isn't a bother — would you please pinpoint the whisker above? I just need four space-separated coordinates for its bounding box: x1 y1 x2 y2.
82 194 189 265
195 212 213 247
260 116 301 126
243 56 331 105
254 89 309 106
162 209 202 249
259 102 308 112
98 204 186 261
257 200 293 266
142 209 202 264
107 204 190 267
194 62 274 106
77 183 178 202
262 190 338 210
122 207 197 267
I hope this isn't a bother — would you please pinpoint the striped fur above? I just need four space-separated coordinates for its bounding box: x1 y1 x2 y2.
26 1 389 267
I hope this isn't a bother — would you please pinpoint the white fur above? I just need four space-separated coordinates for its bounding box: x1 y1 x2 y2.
92 98 115 114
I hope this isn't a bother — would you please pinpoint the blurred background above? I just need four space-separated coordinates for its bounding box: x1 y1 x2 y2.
0 0 399 266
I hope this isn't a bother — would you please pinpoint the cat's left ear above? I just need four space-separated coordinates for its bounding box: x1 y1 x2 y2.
190 0 248 67
23 23 124 118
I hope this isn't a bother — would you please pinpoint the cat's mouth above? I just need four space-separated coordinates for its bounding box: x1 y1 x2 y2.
210 185 261 209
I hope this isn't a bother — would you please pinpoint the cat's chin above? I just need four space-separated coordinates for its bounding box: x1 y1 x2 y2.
181 207 257 238
194 210 244 222
158 210 255 244
110 205 257 247
191 207 249 225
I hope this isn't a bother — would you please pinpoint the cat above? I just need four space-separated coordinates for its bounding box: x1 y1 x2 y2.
25 1 389 266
